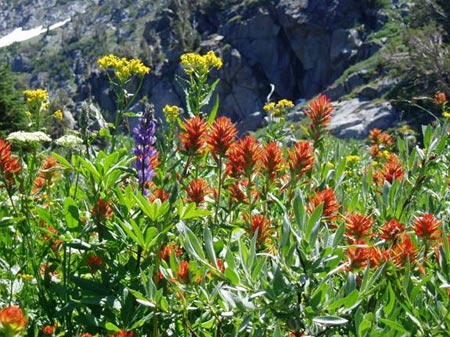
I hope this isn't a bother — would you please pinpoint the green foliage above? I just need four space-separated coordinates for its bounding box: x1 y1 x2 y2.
0 64 27 136
1 51 450 337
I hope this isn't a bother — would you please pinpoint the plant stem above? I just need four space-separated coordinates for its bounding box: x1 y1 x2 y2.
214 156 223 226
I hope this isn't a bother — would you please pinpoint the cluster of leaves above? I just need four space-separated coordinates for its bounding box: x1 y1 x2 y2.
389 0 450 109
1 52 450 337
0 64 27 137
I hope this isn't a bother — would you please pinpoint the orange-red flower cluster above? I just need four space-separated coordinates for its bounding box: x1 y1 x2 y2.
345 213 374 242
305 95 334 145
0 305 28 335
159 244 183 260
434 91 447 105
380 219 405 241
414 213 441 242
308 188 340 224
108 329 134 337
288 141 314 181
249 214 270 244
33 156 59 194
42 324 56 335
373 154 404 185
185 178 210 204
261 141 284 180
346 241 382 271
91 199 113 221
177 261 190 283
226 135 262 178
304 94 333 144
180 116 207 156
390 234 416 267
0 139 21 188
86 254 103 272
369 128 393 158
207 116 237 158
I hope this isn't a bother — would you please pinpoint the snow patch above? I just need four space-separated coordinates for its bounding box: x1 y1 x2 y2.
0 18 71 48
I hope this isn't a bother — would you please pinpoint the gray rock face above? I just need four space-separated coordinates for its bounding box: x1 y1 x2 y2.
330 98 398 139
0 0 395 137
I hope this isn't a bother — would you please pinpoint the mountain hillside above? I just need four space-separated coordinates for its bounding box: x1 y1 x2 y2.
0 0 411 137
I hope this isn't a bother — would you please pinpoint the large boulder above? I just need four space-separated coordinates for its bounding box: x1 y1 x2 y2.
330 98 398 139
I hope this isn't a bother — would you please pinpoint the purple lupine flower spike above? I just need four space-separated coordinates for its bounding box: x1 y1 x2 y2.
133 103 157 196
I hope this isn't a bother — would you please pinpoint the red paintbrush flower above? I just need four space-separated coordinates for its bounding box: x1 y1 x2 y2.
308 188 340 224
226 135 262 178
304 94 333 143
380 219 405 241
0 305 28 334
91 199 113 221
0 139 21 187
391 234 416 267
414 213 442 242
249 214 270 243
180 116 207 156
261 141 284 179
185 178 210 204
373 154 404 185
207 116 237 158
345 212 374 241
288 141 314 181
177 261 189 283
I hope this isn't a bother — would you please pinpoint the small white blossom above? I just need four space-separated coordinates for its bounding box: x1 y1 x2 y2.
7 131 52 144
55 134 83 148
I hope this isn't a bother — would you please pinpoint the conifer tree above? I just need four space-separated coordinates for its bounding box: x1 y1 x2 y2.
0 64 26 136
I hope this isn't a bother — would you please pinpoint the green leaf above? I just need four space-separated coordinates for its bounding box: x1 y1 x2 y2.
105 322 120 333
313 316 348 326
383 282 396 317
179 202 211 220
224 267 240 285
306 202 323 246
328 289 359 312
379 318 408 333
64 197 81 229
207 95 219 125
293 190 306 232
204 228 217 266
178 222 206 261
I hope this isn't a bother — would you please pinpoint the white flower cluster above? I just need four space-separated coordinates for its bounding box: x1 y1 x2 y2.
55 134 83 148
7 131 52 144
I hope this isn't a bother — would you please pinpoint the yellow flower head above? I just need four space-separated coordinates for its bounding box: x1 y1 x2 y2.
180 50 222 76
442 111 450 119
53 109 63 121
23 89 48 106
97 54 150 82
326 162 334 169
263 102 275 112
25 111 32 118
346 155 360 164
264 99 294 118
163 104 180 124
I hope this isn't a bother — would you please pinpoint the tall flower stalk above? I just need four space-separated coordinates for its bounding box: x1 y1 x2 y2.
133 104 157 197
179 51 222 117
97 54 150 152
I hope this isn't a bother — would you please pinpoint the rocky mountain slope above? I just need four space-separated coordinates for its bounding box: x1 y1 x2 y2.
0 0 409 138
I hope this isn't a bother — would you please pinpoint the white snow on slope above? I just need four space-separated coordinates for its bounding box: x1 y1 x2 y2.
0 18 71 48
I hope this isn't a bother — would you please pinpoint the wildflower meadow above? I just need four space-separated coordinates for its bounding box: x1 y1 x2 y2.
1 50 450 337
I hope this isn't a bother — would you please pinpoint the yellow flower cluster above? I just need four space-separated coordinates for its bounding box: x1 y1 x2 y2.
442 111 450 119
97 54 150 82
53 109 63 121
180 50 223 76
23 89 48 106
346 155 360 164
263 99 294 118
163 104 180 124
